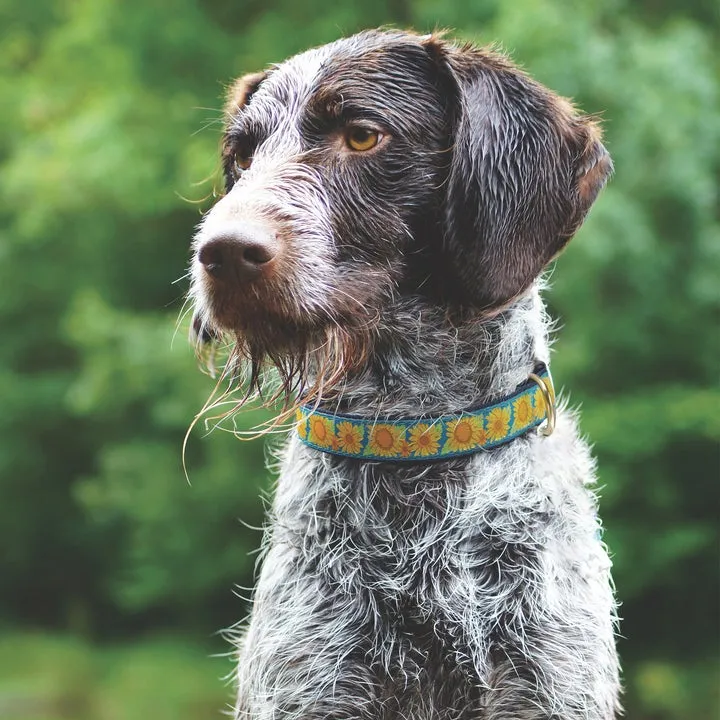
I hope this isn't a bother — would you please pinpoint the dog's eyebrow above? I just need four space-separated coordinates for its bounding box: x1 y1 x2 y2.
223 128 253 152
225 115 267 146
305 88 345 118
304 90 397 134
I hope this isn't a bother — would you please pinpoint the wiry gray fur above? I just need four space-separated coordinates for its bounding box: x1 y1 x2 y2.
188 29 621 719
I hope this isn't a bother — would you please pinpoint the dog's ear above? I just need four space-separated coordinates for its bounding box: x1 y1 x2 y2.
423 37 612 310
224 71 268 118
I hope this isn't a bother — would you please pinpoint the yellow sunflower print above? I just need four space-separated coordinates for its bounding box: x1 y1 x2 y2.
296 409 309 441
443 416 486 453
512 395 534 432
336 421 364 454
533 387 549 421
366 423 405 458
307 415 335 448
408 423 441 456
486 406 511 442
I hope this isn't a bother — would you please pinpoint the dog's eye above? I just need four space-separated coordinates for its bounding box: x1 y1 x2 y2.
346 127 382 152
231 133 255 173
235 154 252 172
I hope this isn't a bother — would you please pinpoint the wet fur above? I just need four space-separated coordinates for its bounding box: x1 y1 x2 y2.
189 29 620 719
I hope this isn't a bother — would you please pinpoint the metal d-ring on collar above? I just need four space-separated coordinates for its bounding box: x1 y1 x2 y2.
528 367 556 436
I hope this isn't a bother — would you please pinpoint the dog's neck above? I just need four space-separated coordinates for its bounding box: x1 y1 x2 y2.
313 286 549 419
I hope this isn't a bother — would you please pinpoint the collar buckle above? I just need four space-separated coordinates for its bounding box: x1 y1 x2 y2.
529 368 556 437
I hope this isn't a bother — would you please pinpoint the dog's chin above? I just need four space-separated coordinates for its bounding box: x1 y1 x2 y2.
192 300 317 357
190 299 371 403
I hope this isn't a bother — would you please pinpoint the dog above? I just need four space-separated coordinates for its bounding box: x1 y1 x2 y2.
189 29 621 720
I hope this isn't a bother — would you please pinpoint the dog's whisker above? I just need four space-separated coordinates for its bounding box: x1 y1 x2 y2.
172 270 193 285
192 117 225 136
171 301 194 348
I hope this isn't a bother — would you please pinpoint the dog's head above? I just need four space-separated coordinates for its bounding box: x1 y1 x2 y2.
189 30 611 392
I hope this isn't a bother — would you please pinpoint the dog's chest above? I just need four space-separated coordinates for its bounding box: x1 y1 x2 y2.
276 445 550 609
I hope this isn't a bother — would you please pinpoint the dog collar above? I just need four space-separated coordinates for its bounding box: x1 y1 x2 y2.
295 364 555 461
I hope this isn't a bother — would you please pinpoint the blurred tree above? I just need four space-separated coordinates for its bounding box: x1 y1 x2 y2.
0 0 717 716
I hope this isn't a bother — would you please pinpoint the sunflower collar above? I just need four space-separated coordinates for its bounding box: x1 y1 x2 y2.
295 364 555 462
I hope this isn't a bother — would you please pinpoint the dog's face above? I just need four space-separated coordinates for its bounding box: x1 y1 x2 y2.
189 30 611 387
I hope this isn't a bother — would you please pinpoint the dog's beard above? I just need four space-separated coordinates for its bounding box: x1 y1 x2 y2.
190 309 372 410
189 262 394 410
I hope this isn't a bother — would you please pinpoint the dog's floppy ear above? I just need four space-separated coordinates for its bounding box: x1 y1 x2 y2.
423 38 612 310
224 71 268 118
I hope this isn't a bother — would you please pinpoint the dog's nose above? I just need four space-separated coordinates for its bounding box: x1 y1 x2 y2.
198 225 279 281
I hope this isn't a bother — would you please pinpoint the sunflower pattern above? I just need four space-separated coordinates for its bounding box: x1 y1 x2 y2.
530 387 542 419
306 414 335 449
296 410 309 441
366 424 405 457
295 368 553 461
512 394 534 432
443 416 486 454
408 423 442 456
336 421 364 454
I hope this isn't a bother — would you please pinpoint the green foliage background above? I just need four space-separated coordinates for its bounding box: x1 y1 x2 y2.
0 0 718 717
